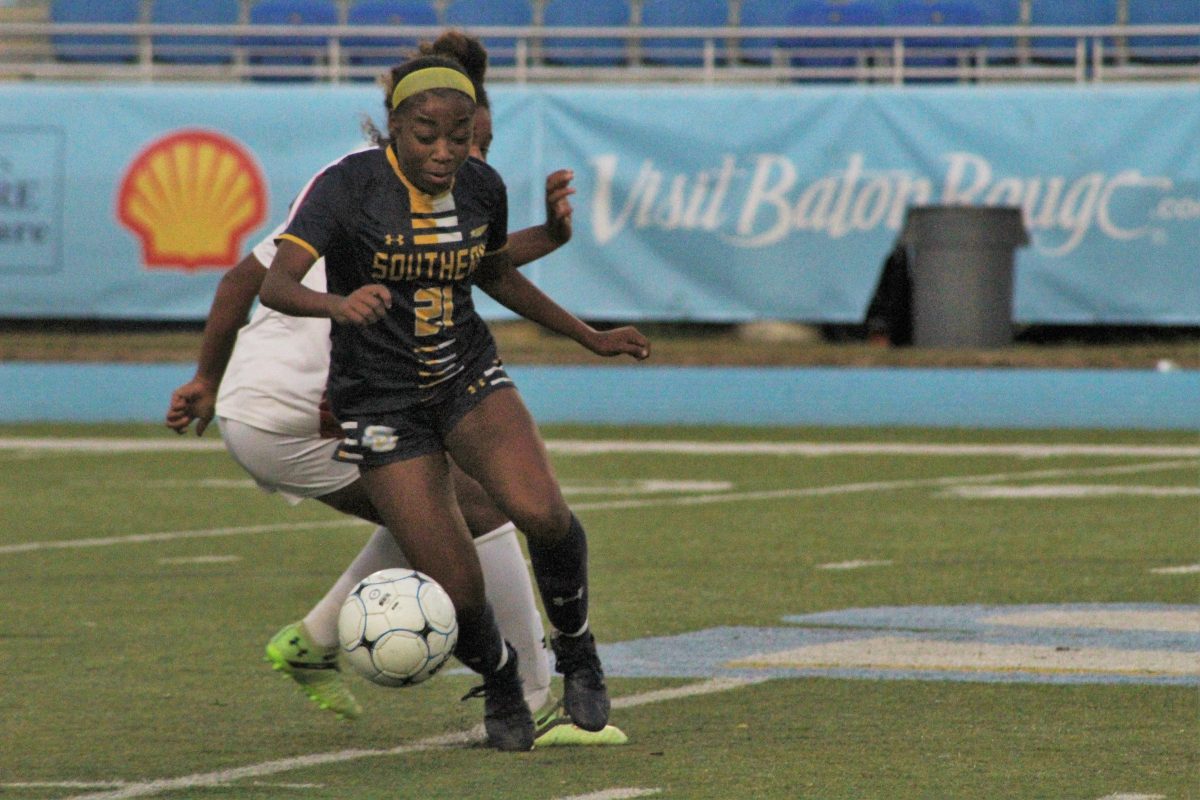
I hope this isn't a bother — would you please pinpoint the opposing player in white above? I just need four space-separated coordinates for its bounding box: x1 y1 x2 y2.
167 94 625 746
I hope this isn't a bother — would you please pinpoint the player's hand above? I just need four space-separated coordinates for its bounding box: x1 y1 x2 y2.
334 284 392 325
543 169 574 245
586 326 651 361
317 395 343 439
165 377 217 436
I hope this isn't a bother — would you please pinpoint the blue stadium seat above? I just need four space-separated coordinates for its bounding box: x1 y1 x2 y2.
50 0 141 63
737 0 804 64
244 0 340 80
971 0 1021 60
541 0 632 66
151 0 240 65
888 0 985 76
344 0 439 68
639 0 731 65
1126 0 1200 63
778 1 889 76
443 0 534 66
1028 0 1118 62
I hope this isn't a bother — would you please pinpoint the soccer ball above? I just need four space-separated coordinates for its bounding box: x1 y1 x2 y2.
338 568 458 687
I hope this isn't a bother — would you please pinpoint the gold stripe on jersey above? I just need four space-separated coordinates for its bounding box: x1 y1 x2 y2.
418 364 464 389
276 232 319 260
386 146 465 245
414 338 456 354
412 336 462 389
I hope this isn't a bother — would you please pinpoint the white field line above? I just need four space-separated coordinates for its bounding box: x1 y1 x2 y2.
566 460 1199 514
553 789 662 800
2 783 321 791
157 555 242 565
1095 794 1167 800
944 484 1200 498
545 441 1200 458
62 678 768 800
2 460 1194 557
0 519 368 555
1151 564 1200 575
3 437 1200 459
816 560 895 570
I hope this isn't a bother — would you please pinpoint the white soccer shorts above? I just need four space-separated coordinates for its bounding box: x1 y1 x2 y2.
217 417 358 505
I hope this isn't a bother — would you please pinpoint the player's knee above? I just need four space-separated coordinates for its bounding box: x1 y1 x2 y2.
507 501 571 544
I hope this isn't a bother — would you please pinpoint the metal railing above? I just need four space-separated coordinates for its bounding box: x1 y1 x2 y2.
1 21 1197 84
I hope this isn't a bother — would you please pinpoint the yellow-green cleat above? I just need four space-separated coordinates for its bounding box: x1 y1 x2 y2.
264 621 362 721
533 701 628 748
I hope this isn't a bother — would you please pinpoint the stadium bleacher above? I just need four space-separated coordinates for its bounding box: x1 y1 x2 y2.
344 0 438 69
0 0 1196 82
442 0 534 66
243 0 339 80
639 0 732 66
540 0 632 67
150 0 240 65
48 0 141 63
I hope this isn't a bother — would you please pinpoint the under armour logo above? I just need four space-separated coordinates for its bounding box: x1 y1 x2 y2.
551 587 585 607
384 233 404 246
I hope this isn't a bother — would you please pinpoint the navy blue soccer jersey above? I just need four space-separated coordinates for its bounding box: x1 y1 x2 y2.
279 145 508 415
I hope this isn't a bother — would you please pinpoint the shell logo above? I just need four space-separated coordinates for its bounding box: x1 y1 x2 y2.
117 129 267 270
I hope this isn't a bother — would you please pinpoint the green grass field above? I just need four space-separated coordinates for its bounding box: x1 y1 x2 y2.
1 423 1196 800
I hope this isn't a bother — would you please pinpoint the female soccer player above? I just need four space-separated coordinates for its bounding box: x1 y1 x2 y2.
170 35 640 751
257 53 648 751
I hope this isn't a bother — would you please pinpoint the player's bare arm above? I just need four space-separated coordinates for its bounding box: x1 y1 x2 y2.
477 252 649 361
165 253 268 436
260 240 392 325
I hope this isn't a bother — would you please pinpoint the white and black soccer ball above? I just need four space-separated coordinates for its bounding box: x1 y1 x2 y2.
338 568 458 687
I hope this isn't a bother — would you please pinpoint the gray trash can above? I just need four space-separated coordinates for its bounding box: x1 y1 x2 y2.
900 205 1029 348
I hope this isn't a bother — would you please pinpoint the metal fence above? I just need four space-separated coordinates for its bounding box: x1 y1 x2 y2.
1 19 1198 84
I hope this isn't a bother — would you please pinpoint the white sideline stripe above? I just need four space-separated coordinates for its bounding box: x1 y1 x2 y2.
1096 794 1167 800
817 559 894 570
568 460 1198 514
3 437 1200 459
0 438 226 452
157 555 242 565
2 784 319 791
546 441 1200 458
0 519 368 555
944 484 1200 498
62 678 765 800
3 461 1194 557
1150 564 1200 575
3 783 127 789
553 788 662 800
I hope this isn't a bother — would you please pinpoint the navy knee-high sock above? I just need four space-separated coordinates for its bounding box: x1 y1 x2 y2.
453 601 506 677
526 512 589 636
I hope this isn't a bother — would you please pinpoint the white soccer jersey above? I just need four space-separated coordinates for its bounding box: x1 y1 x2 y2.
215 147 373 436
214 222 332 436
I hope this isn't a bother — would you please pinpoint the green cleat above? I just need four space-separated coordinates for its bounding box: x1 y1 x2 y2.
264 622 362 721
533 700 628 748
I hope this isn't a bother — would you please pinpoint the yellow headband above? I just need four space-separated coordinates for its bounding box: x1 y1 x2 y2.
390 66 476 110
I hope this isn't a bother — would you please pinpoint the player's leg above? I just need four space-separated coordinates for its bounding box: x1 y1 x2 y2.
450 462 626 746
448 461 551 711
218 418 365 718
224 414 546 737
354 451 533 751
445 388 611 733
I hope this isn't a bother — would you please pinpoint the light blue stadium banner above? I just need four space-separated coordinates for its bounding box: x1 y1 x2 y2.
0 83 1196 324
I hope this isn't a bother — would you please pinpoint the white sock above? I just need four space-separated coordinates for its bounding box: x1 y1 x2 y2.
475 522 553 713
303 525 407 648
